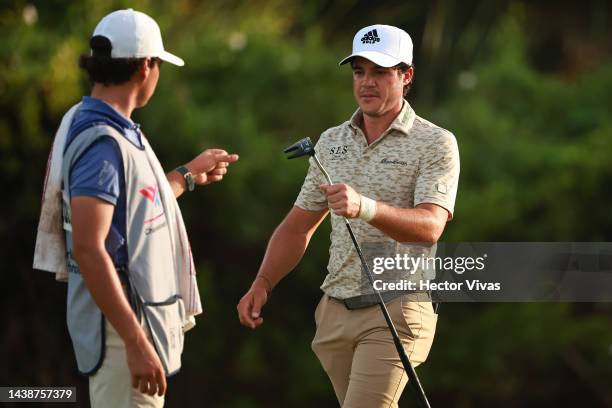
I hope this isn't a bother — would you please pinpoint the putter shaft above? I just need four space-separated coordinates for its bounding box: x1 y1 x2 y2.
312 154 334 185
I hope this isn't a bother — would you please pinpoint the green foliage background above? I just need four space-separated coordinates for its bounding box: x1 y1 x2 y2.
1 1 611 407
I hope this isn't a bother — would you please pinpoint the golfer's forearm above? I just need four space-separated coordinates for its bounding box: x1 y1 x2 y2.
255 225 313 290
369 202 444 243
73 246 144 345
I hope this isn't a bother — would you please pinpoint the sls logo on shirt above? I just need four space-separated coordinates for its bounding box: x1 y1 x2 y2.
329 145 349 161
139 183 165 231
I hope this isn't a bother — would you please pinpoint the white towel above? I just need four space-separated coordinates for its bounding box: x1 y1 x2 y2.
33 102 81 281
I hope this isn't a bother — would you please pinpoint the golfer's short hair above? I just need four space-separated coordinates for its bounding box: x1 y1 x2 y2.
395 62 414 97
78 35 160 86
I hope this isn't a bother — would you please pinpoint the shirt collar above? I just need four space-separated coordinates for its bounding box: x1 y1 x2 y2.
81 96 138 131
79 96 143 147
348 99 416 137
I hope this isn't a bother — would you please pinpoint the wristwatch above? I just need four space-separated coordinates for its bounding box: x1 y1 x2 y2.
175 165 195 192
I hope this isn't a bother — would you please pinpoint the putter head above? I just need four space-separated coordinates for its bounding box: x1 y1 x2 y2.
283 137 315 159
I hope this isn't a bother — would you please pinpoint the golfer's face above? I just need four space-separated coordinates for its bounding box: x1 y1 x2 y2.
352 57 406 117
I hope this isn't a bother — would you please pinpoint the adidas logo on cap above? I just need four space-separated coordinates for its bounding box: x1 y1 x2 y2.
360 29 380 44
339 25 414 67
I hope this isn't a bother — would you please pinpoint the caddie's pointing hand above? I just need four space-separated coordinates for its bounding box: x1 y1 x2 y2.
186 148 239 186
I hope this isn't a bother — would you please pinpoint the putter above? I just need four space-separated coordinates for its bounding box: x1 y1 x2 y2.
284 137 432 408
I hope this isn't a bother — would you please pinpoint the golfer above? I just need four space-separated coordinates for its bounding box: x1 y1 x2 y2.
237 24 459 407
34 9 238 408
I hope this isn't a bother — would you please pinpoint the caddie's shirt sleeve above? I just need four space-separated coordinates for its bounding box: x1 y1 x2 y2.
69 137 123 205
294 156 329 212
414 131 460 219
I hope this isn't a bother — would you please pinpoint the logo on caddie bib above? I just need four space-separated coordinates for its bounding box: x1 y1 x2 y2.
139 183 165 226
139 183 161 206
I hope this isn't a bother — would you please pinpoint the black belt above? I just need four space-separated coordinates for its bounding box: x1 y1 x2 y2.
329 290 430 310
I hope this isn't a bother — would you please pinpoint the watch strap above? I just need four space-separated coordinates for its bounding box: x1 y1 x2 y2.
175 165 195 192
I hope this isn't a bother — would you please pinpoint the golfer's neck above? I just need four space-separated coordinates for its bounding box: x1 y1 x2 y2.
361 106 401 145
91 83 138 119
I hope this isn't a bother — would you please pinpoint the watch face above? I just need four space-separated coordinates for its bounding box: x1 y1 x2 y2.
186 173 195 191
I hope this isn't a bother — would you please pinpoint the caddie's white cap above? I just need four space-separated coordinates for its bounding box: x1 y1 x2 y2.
93 8 184 66
339 24 413 67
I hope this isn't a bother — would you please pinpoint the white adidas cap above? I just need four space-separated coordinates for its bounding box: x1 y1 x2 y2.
339 24 413 67
93 9 184 66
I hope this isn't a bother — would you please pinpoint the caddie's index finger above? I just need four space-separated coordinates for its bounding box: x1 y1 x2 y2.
214 152 239 163
207 148 228 155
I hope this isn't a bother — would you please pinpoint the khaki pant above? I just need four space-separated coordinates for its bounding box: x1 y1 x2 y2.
311 293 437 408
89 319 165 408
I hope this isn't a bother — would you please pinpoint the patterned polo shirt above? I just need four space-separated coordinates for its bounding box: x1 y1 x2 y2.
295 101 460 299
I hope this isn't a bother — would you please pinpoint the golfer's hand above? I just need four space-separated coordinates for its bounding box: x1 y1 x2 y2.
237 281 268 329
186 149 239 186
125 332 167 396
320 183 361 218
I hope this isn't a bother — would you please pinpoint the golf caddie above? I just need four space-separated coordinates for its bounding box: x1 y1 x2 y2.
33 9 238 407
237 25 459 407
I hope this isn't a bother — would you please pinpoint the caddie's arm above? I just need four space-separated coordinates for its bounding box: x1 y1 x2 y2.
237 206 328 329
166 149 239 198
71 196 166 396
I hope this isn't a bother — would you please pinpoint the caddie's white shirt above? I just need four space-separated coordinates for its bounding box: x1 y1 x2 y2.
295 101 460 299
